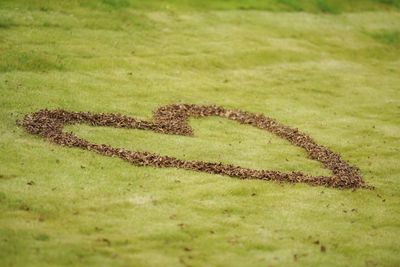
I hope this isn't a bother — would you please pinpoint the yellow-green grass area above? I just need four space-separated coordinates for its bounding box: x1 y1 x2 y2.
1 1 400 266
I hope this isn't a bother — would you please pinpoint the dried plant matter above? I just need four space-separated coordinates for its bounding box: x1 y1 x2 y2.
20 104 370 189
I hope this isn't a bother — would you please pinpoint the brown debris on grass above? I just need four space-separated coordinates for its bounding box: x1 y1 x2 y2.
20 104 371 189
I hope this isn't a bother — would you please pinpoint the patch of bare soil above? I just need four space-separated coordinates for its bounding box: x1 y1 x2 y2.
20 104 371 189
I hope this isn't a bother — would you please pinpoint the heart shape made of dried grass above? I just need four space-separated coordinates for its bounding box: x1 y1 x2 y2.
21 104 370 189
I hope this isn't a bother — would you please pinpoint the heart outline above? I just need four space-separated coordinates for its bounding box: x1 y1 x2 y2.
20 104 370 189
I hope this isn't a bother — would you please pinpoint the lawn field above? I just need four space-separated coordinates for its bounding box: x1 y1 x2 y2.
1 1 400 266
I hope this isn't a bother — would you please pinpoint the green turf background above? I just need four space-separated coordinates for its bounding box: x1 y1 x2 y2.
1 0 399 266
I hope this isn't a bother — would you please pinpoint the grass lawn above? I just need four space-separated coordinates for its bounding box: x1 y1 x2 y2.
1 0 400 266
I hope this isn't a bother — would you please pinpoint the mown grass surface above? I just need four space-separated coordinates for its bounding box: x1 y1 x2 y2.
1 1 400 266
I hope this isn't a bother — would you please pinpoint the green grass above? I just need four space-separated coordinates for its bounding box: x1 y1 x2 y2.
1 1 400 266
371 31 400 46
315 0 339 14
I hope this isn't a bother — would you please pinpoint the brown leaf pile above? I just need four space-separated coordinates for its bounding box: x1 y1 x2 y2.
20 104 371 189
